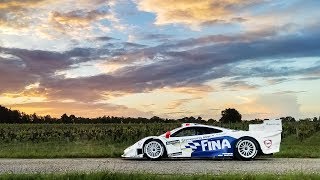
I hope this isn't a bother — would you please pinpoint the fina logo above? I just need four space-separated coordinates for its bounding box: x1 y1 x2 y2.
200 139 231 151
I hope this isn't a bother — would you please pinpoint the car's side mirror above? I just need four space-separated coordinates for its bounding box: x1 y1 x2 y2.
165 131 171 138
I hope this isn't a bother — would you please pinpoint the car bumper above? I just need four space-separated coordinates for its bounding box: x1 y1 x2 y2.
122 145 144 158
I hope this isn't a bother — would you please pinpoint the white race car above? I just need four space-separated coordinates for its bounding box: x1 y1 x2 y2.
122 120 282 160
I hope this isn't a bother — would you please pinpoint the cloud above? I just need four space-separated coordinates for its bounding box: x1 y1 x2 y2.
123 42 146 48
1 0 319 119
49 9 114 34
1 21 320 115
266 78 290 85
130 33 173 42
0 0 46 9
0 8 30 30
299 76 320 81
0 46 115 94
164 27 317 81
158 26 284 51
51 9 110 25
39 24 320 102
166 97 200 110
0 47 95 75
221 80 260 91
227 94 301 119
0 0 53 31
0 53 37 93
272 90 306 95
228 59 320 84
8 101 153 118
0 33 157 101
165 86 214 96
0 0 118 41
94 36 117 41
137 0 259 26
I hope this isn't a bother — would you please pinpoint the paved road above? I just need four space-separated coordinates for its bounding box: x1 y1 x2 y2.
0 158 319 174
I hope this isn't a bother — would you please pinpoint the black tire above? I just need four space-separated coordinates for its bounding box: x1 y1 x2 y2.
234 137 259 161
143 139 166 160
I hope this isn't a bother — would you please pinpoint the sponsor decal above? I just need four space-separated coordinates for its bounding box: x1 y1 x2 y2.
166 140 180 145
222 153 233 156
169 152 182 157
200 139 231 151
266 122 281 125
264 140 272 148
184 136 237 158
181 137 202 143
185 139 231 151
181 133 226 143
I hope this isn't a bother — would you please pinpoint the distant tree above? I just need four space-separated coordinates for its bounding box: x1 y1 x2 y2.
150 116 162 123
61 113 72 123
31 113 40 123
313 117 318 122
44 115 52 123
10 110 21 123
189 116 196 122
207 118 216 123
247 119 263 123
21 113 30 123
300 118 312 122
69 114 76 123
219 108 242 123
280 116 296 122
5 103 320 124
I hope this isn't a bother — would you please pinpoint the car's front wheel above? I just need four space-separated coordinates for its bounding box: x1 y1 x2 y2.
143 139 165 160
234 137 258 160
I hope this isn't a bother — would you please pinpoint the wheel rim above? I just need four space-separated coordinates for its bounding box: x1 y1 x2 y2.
144 141 163 159
237 140 256 158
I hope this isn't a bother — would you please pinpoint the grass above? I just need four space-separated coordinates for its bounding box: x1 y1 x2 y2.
0 172 319 180
275 131 320 158
0 131 319 158
0 141 129 158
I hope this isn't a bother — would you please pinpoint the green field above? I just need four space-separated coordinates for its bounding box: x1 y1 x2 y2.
0 122 318 158
0 133 319 158
0 141 128 158
275 132 320 158
0 172 319 180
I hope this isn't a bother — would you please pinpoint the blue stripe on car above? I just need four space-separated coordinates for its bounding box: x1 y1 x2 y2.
185 136 237 157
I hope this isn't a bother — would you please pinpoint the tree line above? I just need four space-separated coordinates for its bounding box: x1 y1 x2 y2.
0 105 318 124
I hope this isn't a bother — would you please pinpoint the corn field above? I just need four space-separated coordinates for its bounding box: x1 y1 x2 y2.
0 121 319 143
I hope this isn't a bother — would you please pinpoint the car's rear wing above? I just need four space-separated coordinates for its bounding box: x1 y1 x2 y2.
249 119 282 132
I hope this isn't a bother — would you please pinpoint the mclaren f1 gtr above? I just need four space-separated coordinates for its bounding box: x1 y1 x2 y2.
122 120 282 160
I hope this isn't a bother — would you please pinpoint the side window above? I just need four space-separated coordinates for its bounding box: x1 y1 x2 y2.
196 127 223 135
171 127 222 137
171 127 197 137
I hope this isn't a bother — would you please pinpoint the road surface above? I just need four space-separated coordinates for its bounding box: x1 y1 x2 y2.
0 158 319 174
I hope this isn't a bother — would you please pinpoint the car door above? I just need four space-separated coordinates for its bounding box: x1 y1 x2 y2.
164 135 183 157
189 127 234 158
169 127 204 157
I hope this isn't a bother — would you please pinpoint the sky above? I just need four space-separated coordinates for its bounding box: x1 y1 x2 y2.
0 0 319 120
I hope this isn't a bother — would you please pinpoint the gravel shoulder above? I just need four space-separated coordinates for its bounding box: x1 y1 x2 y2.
0 158 319 174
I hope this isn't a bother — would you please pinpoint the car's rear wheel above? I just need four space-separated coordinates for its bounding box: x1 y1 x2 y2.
234 137 258 161
143 140 165 160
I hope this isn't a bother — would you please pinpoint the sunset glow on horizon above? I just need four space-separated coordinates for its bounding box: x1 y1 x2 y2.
0 0 320 120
